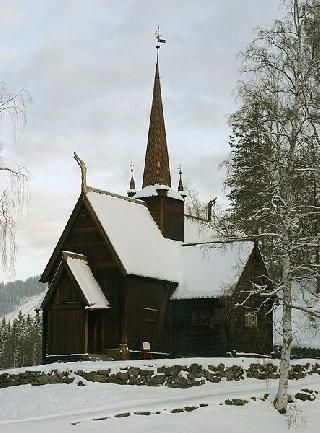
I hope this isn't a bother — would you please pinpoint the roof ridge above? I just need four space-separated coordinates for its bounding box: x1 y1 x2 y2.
184 214 209 223
182 239 254 247
62 251 87 261
86 186 146 206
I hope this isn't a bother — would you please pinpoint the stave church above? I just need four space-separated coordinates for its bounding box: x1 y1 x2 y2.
40 46 273 362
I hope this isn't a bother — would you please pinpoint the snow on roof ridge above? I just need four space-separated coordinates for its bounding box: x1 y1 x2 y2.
86 185 146 206
62 251 87 260
134 184 184 201
184 214 209 222
182 239 254 247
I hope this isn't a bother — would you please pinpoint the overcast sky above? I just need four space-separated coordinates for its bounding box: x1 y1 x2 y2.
0 0 282 282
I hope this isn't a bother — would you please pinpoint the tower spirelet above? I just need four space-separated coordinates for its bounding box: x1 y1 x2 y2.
178 164 187 198
127 162 136 198
142 27 171 188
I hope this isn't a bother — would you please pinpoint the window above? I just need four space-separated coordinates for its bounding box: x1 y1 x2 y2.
244 311 258 328
143 307 158 323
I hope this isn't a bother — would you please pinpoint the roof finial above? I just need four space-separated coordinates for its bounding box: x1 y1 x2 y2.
73 152 87 193
207 197 217 222
178 164 187 198
127 161 136 198
155 25 166 63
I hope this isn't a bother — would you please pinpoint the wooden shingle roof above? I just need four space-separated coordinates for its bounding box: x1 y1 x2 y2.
142 59 171 188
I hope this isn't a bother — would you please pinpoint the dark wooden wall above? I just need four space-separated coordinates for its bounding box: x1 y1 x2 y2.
170 298 228 356
43 198 273 359
142 196 184 241
44 203 123 354
227 247 274 354
125 276 175 353
170 248 274 357
46 271 86 355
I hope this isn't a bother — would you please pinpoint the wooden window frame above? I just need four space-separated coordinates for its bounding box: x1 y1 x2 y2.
143 307 158 323
244 310 258 328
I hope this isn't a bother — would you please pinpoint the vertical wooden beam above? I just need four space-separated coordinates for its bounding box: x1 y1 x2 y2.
42 309 48 364
84 310 89 354
119 280 129 359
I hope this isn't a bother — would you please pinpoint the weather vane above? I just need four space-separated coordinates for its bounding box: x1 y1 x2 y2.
155 26 166 50
130 161 134 175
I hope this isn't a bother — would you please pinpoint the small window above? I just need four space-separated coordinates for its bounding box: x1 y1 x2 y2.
244 311 258 328
144 307 158 323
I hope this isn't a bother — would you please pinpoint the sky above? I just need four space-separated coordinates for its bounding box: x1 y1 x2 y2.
0 0 282 282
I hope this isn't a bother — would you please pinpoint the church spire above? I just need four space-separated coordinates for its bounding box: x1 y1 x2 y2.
142 31 171 188
127 162 136 198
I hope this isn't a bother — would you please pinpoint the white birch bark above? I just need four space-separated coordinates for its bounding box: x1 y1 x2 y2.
275 217 293 412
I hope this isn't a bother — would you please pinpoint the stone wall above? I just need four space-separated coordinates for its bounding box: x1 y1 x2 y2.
1 361 320 389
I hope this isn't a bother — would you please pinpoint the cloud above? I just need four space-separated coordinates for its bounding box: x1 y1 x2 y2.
0 0 281 281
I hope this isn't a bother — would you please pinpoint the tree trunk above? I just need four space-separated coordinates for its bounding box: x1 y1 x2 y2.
274 222 293 413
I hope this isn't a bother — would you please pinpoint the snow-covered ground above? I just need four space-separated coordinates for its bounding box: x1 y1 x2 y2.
1 359 320 433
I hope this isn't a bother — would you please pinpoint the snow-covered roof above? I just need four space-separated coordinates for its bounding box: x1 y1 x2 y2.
172 241 254 300
63 252 109 309
184 215 217 244
86 189 181 283
84 188 255 295
133 184 184 201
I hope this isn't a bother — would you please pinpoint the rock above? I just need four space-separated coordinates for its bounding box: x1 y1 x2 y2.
199 403 208 407
295 392 314 401
127 367 139 378
77 380 85 386
90 373 108 383
204 371 221 383
157 366 171 375
208 363 225 373
225 398 248 406
134 411 151 416
184 406 197 412
115 412 131 418
188 363 203 378
148 374 166 386
224 365 244 381
301 388 313 394
171 408 184 413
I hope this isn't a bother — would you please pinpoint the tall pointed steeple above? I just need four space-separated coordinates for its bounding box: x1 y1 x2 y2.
134 30 184 242
142 54 171 187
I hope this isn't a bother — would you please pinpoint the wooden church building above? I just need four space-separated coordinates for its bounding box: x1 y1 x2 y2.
40 52 273 362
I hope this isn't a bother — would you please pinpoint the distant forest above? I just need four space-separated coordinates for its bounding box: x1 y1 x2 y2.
0 276 47 316
0 312 42 368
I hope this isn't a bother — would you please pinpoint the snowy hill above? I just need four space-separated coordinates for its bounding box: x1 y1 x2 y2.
1 291 46 322
0 276 47 318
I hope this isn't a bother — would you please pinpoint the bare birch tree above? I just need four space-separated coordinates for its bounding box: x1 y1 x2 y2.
0 82 30 277
225 0 320 413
